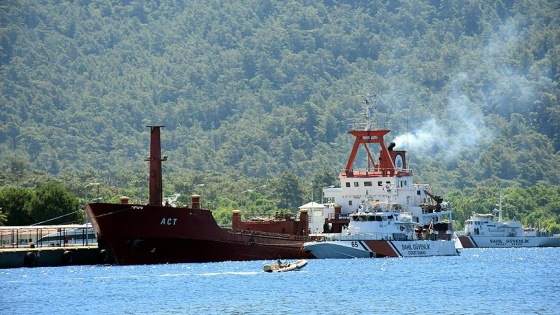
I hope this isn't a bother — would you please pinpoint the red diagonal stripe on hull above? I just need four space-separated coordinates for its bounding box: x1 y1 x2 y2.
458 236 475 248
363 240 398 257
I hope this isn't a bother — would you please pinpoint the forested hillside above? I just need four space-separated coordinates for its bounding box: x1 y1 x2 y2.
1 1 559 230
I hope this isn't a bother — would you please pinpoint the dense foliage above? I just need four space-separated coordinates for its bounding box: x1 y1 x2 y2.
0 1 559 230
0 183 81 225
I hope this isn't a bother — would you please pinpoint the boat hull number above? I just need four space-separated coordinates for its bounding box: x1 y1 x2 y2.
161 218 178 226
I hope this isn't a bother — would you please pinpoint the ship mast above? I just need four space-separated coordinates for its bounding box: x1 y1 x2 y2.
345 96 394 175
146 125 166 206
496 192 504 222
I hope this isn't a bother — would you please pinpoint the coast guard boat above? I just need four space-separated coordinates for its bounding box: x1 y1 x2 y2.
303 101 460 258
457 194 560 248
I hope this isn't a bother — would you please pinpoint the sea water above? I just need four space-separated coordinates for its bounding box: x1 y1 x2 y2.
2 248 559 315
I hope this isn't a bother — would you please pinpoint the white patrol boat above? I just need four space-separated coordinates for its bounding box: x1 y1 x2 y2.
302 99 460 258
457 194 560 248
305 208 459 258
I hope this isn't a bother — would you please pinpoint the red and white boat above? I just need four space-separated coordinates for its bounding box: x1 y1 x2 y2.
303 102 460 258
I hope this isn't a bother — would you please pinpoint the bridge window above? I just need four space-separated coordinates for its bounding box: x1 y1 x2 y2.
345 182 351 187
364 181 372 187
354 182 359 187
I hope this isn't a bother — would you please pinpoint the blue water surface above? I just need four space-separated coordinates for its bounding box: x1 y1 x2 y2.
2 248 559 315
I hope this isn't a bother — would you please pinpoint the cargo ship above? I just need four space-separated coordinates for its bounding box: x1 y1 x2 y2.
85 126 313 265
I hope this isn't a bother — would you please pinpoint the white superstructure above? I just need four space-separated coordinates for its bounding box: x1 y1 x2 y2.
303 102 460 258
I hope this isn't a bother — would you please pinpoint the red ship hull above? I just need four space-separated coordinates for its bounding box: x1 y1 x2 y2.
86 203 313 265
86 126 313 265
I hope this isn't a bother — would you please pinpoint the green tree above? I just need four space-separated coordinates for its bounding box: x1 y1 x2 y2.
0 208 7 225
273 171 303 212
3 157 29 187
29 183 81 225
0 187 34 225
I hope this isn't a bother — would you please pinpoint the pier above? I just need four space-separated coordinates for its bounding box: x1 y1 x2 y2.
0 225 113 268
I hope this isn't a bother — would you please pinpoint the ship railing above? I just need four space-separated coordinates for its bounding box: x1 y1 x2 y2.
315 231 452 242
0 225 97 248
315 232 419 242
342 168 412 175
227 229 309 242
327 213 350 220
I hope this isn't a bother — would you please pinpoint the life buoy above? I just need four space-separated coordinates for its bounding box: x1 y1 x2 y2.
24 251 38 267
62 250 74 265
399 226 405 232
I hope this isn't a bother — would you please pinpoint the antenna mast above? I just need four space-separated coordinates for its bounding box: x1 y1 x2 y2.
364 93 377 130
